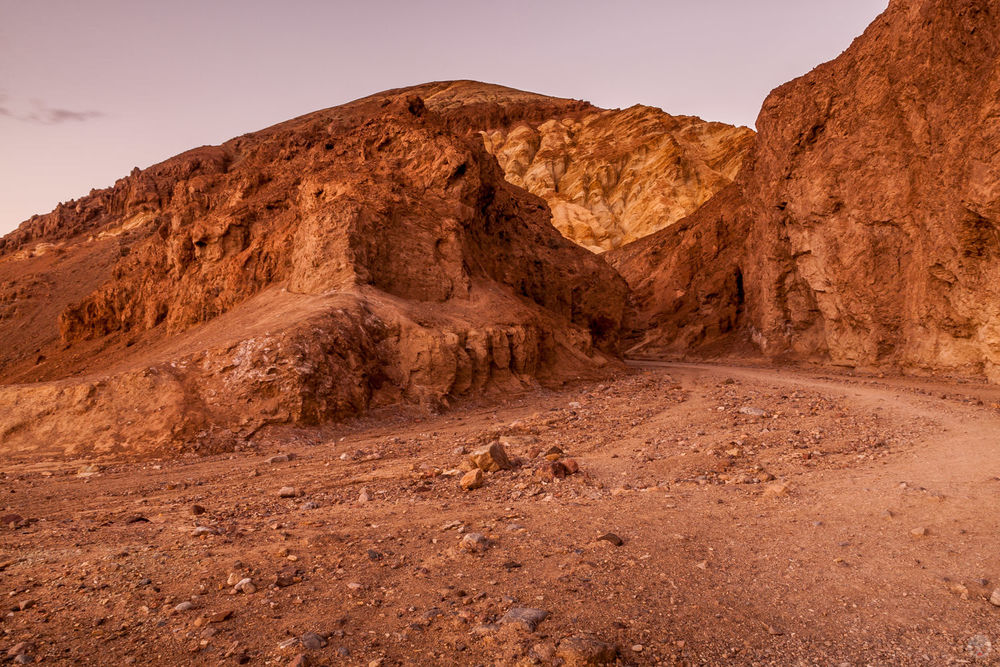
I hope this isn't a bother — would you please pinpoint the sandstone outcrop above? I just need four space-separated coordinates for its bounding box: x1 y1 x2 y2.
613 0 1000 381
481 102 754 252
0 86 627 457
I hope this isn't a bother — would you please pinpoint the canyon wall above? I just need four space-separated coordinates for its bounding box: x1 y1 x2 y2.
614 0 1000 381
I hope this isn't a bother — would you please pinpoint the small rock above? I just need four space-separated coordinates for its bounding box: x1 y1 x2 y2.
227 572 241 586
910 526 928 538
174 601 195 612
287 653 309 667
267 454 290 464
949 582 970 599
1 513 23 528
460 469 484 491
77 464 102 477
739 406 767 417
763 481 791 498
530 642 556 662
631 644 644 652
208 609 233 623
468 443 514 472
278 486 299 498
274 567 301 588
234 578 256 594
191 526 215 537
563 458 580 474
460 532 489 553
597 532 624 547
500 607 549 632
191 504 206 516
421 607 444 622
535 460 568 482
989 588 1000 607
6 642 33 659
557 635 618 666
358 488 371 503
300 632 327 650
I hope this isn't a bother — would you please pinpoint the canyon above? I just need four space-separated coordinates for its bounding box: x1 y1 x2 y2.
3 1 1000 665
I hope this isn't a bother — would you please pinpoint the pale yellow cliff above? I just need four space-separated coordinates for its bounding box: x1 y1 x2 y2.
482 105 755 252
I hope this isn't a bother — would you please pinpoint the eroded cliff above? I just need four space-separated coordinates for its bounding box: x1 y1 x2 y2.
613 0 1000 381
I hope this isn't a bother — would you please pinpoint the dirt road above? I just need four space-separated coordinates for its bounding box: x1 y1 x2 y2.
3 362 1000 665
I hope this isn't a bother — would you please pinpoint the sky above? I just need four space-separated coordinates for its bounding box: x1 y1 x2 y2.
0 0 888 235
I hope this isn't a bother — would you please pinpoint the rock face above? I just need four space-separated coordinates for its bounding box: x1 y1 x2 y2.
482 105 754 252
0 84 627 457
614 0 1000 381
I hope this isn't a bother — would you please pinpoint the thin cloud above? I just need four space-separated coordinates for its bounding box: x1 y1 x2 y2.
0 94 104 124
25 107 104 124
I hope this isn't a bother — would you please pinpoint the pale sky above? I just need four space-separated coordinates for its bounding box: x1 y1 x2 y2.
0 0 887 234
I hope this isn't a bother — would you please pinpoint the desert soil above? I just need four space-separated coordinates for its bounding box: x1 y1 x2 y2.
3 361 1000 666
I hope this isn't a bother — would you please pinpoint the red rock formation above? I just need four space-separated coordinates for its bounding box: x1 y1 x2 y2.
614 0 1000 381
377 81 755 254
0 86 626 457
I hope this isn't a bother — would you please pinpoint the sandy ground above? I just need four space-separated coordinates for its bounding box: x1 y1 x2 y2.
3 361 1000 666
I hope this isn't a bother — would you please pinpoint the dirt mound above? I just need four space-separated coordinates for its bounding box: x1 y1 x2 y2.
613 0 1000 381
0 87 626 458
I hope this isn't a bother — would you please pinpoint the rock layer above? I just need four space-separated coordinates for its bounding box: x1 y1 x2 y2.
0 86 627 457
614 0 1000 382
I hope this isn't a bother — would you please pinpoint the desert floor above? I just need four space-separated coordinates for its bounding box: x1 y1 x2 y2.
4 361 1000 666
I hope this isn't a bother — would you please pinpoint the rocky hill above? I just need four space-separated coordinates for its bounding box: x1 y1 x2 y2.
612 0 1000 382
0 85 627 457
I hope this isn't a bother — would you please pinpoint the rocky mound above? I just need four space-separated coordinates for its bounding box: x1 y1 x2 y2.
0 86 627 458
613 0 1000 381
481 102 754 253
